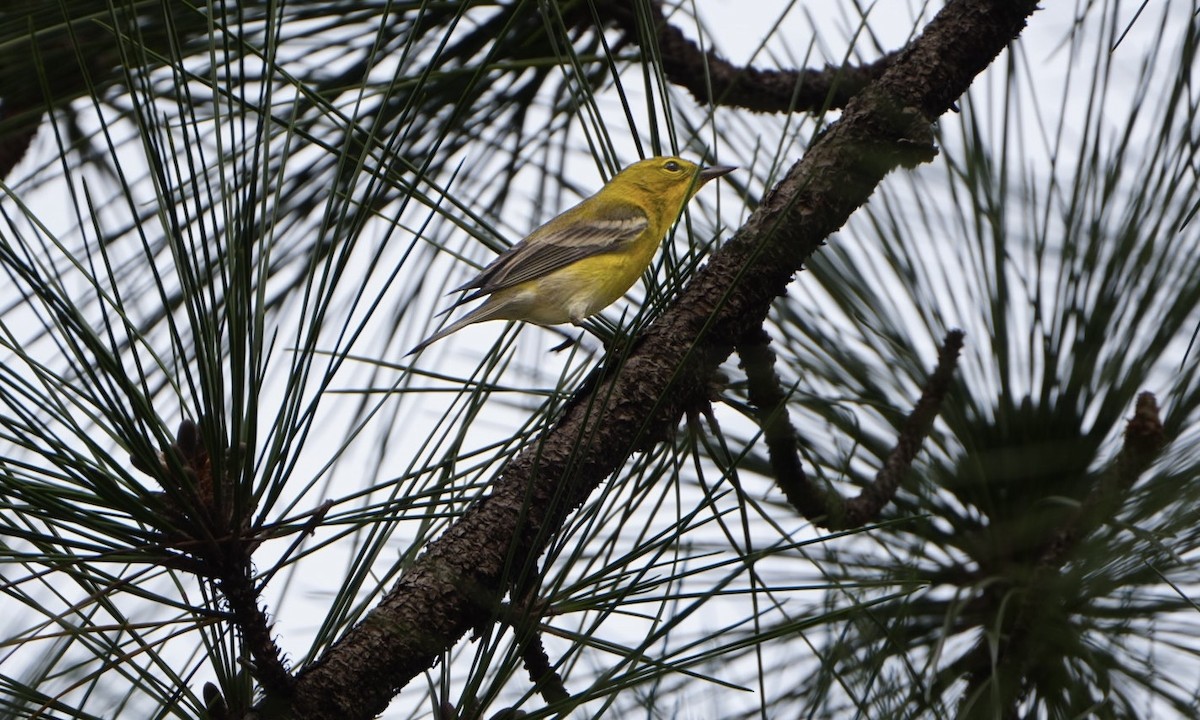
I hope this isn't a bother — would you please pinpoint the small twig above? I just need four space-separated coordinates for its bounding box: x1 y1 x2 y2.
737 326 832 521
505 583 569 706
836 330 964 528
219 561 295 698
1037 392 1165 570
1113 392 1166 494
738 328 964 530
519 631 570 705
130 418 294 698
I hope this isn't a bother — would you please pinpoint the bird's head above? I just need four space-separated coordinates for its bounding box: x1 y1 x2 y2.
615 156 735 205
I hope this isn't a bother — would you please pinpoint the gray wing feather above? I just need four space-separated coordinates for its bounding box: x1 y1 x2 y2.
452 203 649 303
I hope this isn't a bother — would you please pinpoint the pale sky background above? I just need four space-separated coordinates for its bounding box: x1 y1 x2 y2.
0 1 1188 718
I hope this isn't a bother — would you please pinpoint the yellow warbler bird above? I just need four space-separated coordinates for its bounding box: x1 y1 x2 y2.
408 156 734 355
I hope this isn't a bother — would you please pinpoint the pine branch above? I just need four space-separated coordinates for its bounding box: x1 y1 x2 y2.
738 327 963 529
279 2 1042 717
957 393 1166 716
835 330 963 529
736 326 830 519
600 0 900 113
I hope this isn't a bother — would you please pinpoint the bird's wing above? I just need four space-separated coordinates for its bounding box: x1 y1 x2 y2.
452 202 650 302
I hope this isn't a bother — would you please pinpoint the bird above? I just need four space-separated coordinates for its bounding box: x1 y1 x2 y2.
407 156 735 356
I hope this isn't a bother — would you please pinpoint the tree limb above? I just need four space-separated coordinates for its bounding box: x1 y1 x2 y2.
834 330 964 529
736 327 831 519
738 327 963 529
600 0 900 113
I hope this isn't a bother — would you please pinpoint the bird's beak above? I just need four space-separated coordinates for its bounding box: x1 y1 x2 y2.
698 165 736 183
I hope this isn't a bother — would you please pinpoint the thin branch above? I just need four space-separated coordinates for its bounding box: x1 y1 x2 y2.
133 419 293 697
599 0 900 113
736 326 831 520
835 329 964 529
218 560 296 699
503 574 570 706
738 328 963 529
1038 392 1165 569
519 631 570 705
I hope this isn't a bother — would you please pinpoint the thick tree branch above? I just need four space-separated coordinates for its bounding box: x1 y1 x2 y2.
601 0 899 113
281 2 1041 717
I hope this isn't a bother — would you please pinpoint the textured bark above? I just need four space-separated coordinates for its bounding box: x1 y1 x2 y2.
281 2 1042 717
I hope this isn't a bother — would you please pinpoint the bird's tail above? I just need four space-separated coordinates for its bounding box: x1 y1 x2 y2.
405 300 508 356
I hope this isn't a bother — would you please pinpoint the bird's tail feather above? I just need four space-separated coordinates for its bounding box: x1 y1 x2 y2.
406 301 507 356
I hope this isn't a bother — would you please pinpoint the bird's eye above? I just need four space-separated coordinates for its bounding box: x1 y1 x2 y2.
663 160 681 173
